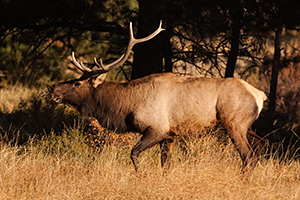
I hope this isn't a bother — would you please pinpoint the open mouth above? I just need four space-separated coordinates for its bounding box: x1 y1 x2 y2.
52 95 62 103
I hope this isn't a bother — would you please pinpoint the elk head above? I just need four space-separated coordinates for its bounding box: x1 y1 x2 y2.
49 21 164 111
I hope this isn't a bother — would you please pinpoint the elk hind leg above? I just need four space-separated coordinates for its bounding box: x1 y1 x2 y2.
247 128 267 166
227 126 255 173
160 137 174 172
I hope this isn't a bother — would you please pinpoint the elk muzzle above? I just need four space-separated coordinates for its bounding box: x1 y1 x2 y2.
46 84 63 104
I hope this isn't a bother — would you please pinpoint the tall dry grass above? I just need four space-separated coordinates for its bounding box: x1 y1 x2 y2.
0 126 299 200
0 85 81 144
0 84 35 113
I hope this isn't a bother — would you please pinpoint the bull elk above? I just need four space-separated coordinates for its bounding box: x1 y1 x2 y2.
48 21 267 173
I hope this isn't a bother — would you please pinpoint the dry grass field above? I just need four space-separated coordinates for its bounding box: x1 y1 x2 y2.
0 85 300 200
0 85 35 113
0 129 300 200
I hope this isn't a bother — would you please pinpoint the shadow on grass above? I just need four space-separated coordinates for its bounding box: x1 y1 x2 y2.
254 110 300 162
0 92 84 145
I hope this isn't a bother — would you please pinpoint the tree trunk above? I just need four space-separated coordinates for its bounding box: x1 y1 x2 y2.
267 26 283 126
131 0 164 80
162 0 173 73
131 0 172 79
225 7 241 78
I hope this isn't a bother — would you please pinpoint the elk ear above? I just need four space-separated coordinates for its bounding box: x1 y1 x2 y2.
90 73 108 88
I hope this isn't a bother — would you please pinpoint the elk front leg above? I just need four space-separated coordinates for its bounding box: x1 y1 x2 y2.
130 128 165 172
160 138 174 171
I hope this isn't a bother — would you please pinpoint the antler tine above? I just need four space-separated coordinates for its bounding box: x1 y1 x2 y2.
92 20 165 73
94 53 126 70
70 52 84 71
93 57 118 71
70 52 92 72
93 57 104 70
79 61 91 72
131 20 165 44
72 21 164 76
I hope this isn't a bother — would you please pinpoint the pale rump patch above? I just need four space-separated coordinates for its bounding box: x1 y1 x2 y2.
238 79 267 117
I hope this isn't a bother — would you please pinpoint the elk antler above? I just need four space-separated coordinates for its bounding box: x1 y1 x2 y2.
70 52 92 72
70 20 165 76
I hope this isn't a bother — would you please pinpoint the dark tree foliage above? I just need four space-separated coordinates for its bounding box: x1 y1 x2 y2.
255 0 300 128
0 0 136 85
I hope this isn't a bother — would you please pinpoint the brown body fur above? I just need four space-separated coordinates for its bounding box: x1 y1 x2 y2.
50 72 267 173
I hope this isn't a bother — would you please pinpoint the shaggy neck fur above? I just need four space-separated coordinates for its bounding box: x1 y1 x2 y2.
80 81 141 133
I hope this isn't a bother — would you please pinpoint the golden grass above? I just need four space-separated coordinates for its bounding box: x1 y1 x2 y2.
0 130 299 200
0 85 36 113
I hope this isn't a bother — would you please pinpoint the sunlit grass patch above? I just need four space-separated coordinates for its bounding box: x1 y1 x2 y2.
0 124 299 199
0 84 35 113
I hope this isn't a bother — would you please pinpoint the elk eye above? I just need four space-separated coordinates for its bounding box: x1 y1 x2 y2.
74 82 81 87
